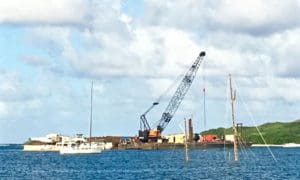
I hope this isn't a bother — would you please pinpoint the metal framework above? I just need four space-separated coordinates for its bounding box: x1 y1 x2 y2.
140 102 158 130
156 51 206 132
139 51 206 138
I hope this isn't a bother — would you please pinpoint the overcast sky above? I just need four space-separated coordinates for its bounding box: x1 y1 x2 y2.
1 0 300 143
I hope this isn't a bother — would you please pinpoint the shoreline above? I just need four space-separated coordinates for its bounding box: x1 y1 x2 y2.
252 143 300 148
251 144 283 147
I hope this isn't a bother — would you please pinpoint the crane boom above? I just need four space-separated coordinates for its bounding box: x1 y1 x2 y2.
156 51 206 132
140 102 159 130
138 51 206 142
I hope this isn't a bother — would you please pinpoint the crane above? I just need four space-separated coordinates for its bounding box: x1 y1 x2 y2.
139 51 206 142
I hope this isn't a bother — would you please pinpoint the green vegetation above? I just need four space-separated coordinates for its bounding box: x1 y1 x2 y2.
201 119 300 144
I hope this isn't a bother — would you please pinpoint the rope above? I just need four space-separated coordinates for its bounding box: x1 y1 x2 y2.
151 60 195 128
155 73 184 103
232 78 277 162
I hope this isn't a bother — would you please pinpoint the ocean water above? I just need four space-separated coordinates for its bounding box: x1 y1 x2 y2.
0 145 299 179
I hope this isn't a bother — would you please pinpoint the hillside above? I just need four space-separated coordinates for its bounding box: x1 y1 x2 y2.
201 119 300 144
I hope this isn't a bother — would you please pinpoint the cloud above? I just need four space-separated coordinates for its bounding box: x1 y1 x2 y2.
210 0 300 35
21 55 50 67
2 0 300 143
3 0 300 80
18 1 137 78
142 0 300 35
25 26 70 57
0 102 8 118
0 70 50 102
0 0 86 26
14 0 300 104
22 9 300 106
265 28 300 77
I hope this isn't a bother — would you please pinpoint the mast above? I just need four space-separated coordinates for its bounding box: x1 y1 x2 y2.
89 81 94 146
184 118 189 162
229 74 238 162
203 59 206 129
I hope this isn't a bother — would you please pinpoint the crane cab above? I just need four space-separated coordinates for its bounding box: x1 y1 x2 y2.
138 129 161 142
148 129 161 139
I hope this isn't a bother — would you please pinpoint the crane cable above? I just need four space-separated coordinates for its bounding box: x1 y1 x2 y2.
233 78 277 162
155 73 184 104
143 68 185 129
151 61 195 128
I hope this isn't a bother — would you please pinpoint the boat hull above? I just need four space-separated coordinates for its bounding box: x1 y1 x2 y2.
119 141 252 150
60 147 102 154
59 143 102 154
60 149 101 154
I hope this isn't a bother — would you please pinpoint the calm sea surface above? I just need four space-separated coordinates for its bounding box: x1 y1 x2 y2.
0 144 299 179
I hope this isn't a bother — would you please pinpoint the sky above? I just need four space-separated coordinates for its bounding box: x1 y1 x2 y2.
1 0 300 143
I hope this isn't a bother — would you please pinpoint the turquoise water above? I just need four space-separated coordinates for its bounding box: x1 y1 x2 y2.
1 145 299 179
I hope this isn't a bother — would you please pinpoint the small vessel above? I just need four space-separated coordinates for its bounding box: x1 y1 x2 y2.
60 82 102 154
23 133 62 151
282 143 300 148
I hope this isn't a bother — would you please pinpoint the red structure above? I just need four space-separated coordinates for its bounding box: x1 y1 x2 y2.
202 134 217 142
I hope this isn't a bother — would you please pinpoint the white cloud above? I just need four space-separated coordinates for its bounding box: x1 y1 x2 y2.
210 0 300 34
0 102 8 118
1 0 300 142
0 71 22 102
142 0 300 35
11 0 300 103
21 55 50 67
0 0 89 26
26 26 70 56
18 1 138 78
0 70 50 102
130 27 202 77
265 28 300 77
3 0 300 80
21 1 300 117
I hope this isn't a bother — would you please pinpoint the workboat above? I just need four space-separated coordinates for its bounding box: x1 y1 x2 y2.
60 82 102 155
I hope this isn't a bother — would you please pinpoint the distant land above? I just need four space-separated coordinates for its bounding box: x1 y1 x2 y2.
201 119 300 144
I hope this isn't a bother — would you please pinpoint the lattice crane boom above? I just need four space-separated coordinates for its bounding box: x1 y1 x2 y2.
156 51 206 132
138 51 206 142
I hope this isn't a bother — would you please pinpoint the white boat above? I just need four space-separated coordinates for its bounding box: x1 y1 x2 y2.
282 143 300 148
60 82 102 155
